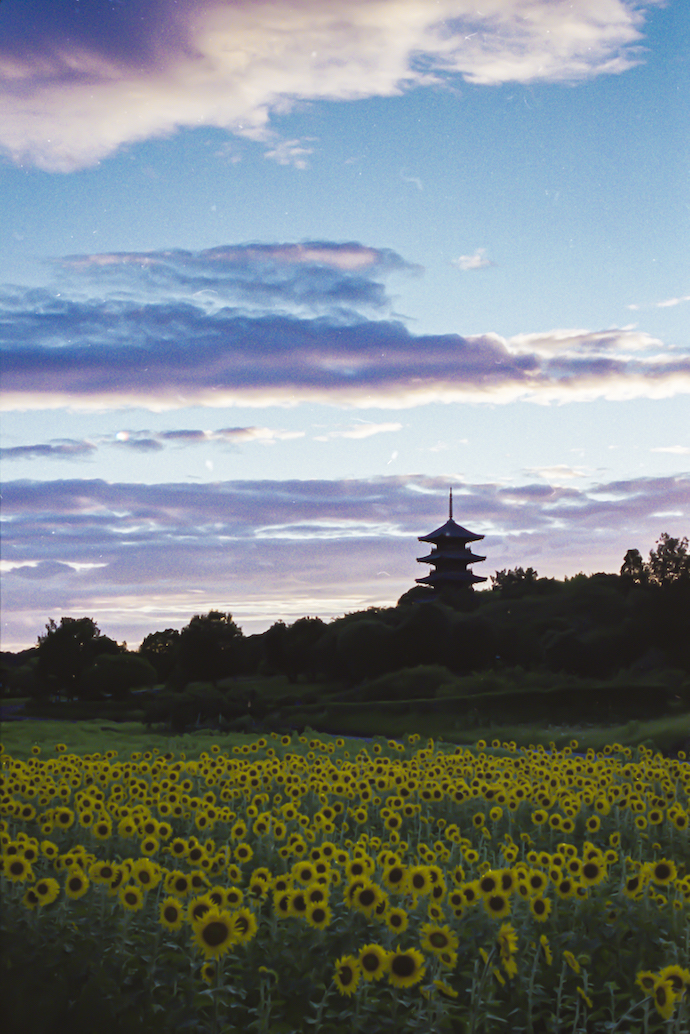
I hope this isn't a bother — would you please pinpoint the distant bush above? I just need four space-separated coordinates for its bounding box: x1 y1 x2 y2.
359 664 457 702
80 653 157 701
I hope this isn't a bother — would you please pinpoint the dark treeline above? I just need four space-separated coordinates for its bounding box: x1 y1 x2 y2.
2 533 689 728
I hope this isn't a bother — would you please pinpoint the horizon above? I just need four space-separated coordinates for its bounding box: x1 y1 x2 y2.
1 0 688 652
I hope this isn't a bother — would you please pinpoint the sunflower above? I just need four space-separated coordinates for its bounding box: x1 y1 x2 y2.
533 897 554 922
140 836 159 856
387 946 426 989
169 838 189 860
234 842 253 864
191 908 238 960
187 895 213 925
55 808 75 829
420 923 459 957
655 965 689 998
351 880 385 919
3 856 33 882
107 866 125 896
231 906 258 945
40 840 59 860
119 884 145 911
166 871 192 897
225 886 244 909
563 950 581 975
497 922 518 959
131 857 161 891
382 863 407 893
653 978 678 1021
333 955 361 997
460 881 480 906
555 878 578 900
358 944 390 982
478 871 500 897
649 859 677 886
483 892 511 919
623 873 645 899
33 877 60 906
526 869 548 895
539 934 553 966
64 868 90 900
92 818 112 840
383 906 409 934
305 901 332 930
159 896 185 931
580 860 607 887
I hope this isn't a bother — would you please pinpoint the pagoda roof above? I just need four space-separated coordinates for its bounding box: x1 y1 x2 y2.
418 518 484 544
416 570 487 586
416 549 486 564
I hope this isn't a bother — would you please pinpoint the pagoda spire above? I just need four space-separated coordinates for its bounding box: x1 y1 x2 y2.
449 486 453 520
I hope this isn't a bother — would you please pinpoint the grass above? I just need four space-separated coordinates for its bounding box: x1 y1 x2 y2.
3 709 690 762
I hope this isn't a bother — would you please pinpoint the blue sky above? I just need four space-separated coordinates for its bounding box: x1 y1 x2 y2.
1 0 688 650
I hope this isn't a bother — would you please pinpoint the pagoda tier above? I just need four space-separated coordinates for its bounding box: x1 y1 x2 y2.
415 488 487 590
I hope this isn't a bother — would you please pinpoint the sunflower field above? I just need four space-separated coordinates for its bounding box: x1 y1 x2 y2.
2 731 690 1034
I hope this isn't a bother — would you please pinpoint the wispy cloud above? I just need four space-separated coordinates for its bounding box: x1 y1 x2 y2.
628 294 690 311
0 440 97 460
2 426 306 460
52 241 418 317
650 445 690 456
451 248 494 271
313 422 403 442
523 465 589 481
0 0 664 171
2 472 687 647
263 138 316 169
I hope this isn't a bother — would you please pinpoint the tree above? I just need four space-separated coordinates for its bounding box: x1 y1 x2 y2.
620 549 648 587
262 617 327 682
647 533 690 587
177 611 243 685
80 653 157 701
36 617 121 699
490 567 539 599
139 628 181 682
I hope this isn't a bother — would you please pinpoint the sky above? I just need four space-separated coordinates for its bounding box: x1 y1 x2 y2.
1 0 688 652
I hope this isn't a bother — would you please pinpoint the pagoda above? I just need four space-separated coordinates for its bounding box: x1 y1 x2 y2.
415 488 487 592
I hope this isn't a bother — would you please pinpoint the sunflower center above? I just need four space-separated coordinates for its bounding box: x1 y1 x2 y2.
202 921 231 947
392 955 415 977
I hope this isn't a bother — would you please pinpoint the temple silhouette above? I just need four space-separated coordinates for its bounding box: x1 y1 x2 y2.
415 488 487 593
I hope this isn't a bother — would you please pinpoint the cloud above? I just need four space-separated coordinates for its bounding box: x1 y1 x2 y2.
523 465 589 481
628 293 690 311
2 258 688 412
53 241 417 318
0 0 664 171
451 248 494 271
2 471 687 648
313 422 403 441
0 439 97 460
263 138 316 168
2 426 308 460
650 445 690 456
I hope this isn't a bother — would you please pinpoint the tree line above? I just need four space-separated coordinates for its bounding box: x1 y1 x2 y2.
2 532 688 704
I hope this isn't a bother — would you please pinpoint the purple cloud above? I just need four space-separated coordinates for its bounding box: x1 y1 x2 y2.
0 440 97 460
0 1 663 171
2 472 687 648
2 244 688 412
